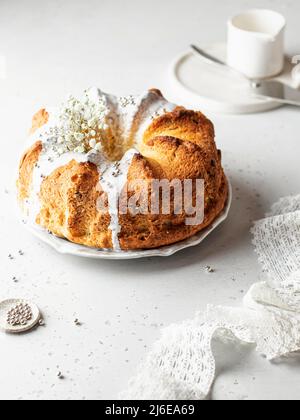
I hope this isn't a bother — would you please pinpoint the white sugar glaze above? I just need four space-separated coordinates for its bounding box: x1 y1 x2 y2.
91 149 138 250
134 94 176 144
25 88 176 249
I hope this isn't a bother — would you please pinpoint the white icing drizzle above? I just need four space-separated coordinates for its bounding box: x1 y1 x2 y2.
116 95 145 140
23 88 176 249
134 95 176 145
94 149 137 251
100 92 145 152
25 107 59 150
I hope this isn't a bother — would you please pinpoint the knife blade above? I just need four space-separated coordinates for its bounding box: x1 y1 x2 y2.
190 44 300 107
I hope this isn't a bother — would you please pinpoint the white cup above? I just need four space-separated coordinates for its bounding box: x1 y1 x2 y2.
227 9 286 79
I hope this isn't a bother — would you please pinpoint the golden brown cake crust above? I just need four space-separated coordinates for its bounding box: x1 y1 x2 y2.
18 99 229 250
18 141 43 203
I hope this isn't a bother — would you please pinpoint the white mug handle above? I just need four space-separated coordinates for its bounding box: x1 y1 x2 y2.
292 55 300 89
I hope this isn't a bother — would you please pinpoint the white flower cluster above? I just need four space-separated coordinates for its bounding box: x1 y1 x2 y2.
42 90 110 157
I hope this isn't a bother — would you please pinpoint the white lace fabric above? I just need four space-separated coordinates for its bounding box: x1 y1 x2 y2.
121 195 300 400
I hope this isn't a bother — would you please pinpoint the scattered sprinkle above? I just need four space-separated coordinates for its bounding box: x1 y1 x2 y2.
57 371 64 379
118 95 136 108
205 265 215 273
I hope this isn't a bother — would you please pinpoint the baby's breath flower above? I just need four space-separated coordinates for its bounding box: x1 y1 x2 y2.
57 147 65 155
74 132 85 142
41 89 110 157
94 143 102 152
89 139 97 149
74 145 86 154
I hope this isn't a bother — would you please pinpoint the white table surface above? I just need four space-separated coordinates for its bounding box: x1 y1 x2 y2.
0 0 299 401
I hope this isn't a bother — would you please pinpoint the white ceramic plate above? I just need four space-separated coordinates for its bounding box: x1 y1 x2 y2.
169 43 294 114
26 183 232 260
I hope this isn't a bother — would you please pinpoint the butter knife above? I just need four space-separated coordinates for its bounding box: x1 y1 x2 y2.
191 44 300 107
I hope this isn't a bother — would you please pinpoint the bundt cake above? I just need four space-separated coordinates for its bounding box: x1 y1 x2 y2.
17 88 228 251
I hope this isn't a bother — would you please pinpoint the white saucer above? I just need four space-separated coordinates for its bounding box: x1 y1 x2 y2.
169 43 295 114
26 183 232 260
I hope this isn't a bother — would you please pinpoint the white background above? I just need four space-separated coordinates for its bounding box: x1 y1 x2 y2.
0 0 299 400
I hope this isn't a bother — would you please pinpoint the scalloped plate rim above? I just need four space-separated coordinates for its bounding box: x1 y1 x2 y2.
25 182 232 260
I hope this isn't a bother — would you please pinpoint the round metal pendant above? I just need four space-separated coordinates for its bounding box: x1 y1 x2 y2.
0 299 41 334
